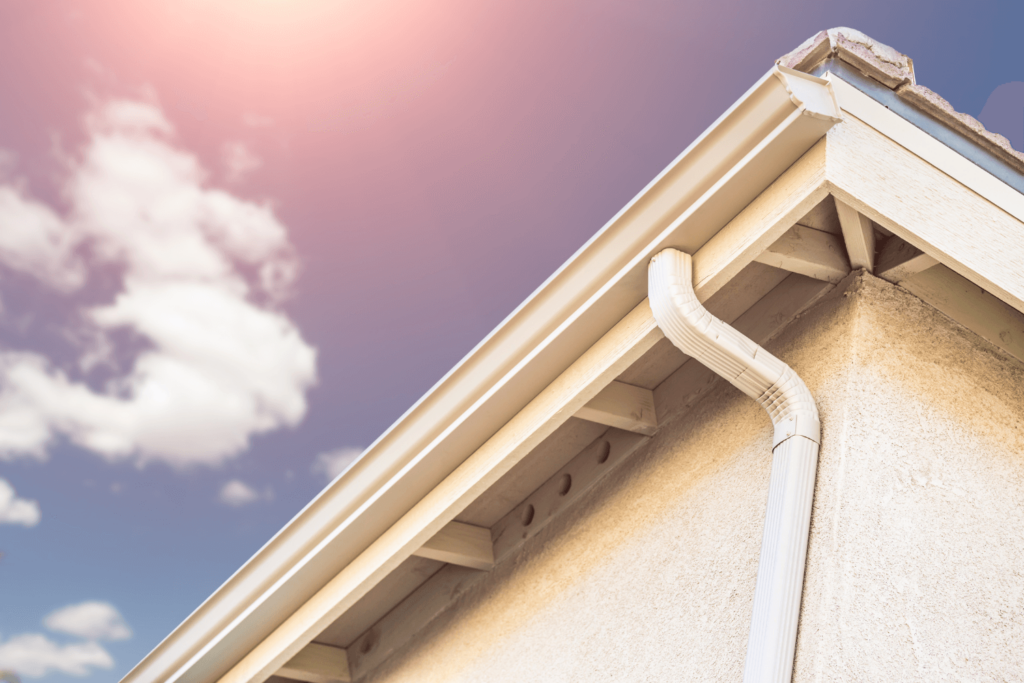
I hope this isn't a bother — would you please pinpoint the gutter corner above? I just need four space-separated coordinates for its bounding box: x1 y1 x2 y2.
772 65 843 123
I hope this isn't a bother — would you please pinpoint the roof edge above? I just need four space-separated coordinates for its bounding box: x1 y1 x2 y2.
778 27 1024 179
123 68 841 683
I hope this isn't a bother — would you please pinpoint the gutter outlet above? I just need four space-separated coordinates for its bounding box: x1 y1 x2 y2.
648 249 820 683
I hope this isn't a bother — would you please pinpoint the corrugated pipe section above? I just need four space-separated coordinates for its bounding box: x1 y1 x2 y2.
648 249 820 683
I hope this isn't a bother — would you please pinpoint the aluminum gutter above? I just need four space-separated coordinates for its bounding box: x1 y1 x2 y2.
123 66 841 683
648 249 820 683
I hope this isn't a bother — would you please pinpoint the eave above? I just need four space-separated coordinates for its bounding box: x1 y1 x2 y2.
125 58 1024 683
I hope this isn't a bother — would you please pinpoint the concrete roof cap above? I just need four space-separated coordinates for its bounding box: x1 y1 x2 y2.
778 28 914 86
898 83 1024 171
778 27 1024 174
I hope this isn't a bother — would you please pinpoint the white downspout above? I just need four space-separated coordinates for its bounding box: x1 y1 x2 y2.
648 249 820 683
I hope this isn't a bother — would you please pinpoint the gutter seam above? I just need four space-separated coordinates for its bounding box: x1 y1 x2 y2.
648 249 820 683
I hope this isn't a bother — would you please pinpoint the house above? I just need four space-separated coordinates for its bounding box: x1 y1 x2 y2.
124 28 1024 683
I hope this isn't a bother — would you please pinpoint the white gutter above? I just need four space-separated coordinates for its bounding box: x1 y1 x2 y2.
125 67 839 683
648 249 819 683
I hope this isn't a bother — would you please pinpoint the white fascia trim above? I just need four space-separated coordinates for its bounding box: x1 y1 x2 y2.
648 249 819 683
123 67 840 683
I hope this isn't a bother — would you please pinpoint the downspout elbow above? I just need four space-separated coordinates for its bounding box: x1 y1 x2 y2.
647 249 819 448
648 248 820 683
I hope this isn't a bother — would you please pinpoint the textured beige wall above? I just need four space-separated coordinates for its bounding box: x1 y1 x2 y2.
362 274 1024 683
795 275 1024 681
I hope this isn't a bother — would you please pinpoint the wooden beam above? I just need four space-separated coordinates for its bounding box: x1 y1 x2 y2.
278 644 350 683
692 138 830 298
834 196 876 271
216 298 664 683
901 263 1024 365
754 224 850 283
412 521 494 570
875 236 938 284
574 380 657 435
347 428 650 678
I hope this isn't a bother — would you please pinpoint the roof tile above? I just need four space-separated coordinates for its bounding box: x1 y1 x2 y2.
898 83 1024 173
778 27 1023 173
834 33 912 89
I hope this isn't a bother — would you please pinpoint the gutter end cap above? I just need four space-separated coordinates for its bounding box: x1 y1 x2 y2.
773 65 843 123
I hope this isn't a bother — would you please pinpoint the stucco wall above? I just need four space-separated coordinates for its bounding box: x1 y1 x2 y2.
795 275 1024 681
362 273 1024 683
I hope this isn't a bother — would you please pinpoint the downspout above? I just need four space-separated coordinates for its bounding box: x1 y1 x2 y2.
648 249 820 683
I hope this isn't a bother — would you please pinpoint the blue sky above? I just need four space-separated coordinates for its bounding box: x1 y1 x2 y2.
0 1 1021 681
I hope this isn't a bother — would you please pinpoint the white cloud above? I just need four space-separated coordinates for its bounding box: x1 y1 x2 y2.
312 447 362 481
0 634 112 678
0 97 316 468
0 479 40 527
0 187 84 291
43 602 131 642
222 142 261 182
218 479 269 507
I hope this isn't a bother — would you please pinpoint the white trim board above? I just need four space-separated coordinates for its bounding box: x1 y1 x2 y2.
826 114 1024 314
827 75 1024 314
827 76 1024 225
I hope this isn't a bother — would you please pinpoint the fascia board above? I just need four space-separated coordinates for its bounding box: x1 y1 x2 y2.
122 66 841 683
827 74 1024 225
825 73 1024 314
812 59 1024 196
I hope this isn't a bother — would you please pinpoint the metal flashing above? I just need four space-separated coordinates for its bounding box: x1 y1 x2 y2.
811 58 1024 195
